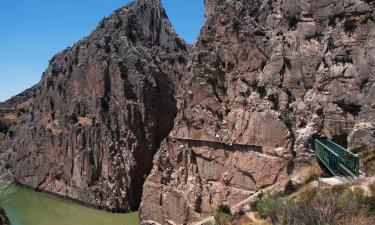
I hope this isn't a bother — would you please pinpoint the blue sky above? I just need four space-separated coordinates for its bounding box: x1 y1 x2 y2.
0 0 204 102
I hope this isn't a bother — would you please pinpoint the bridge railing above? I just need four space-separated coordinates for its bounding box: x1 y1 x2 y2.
314 139 359 178
314 139 340 176
318 139 359 177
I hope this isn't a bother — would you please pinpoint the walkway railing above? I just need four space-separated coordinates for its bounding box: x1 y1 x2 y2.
314 139 359 178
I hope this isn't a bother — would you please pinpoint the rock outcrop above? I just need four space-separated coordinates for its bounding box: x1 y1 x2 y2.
1 0 375 223
0 86 35 145
0 208 10 225
0 0 187 211
140 0 375 223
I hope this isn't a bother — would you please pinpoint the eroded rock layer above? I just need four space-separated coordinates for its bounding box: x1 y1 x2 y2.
0 0 187 211
141 0 375 223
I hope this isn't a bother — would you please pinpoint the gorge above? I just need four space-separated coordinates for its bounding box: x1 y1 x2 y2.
1 0 375 224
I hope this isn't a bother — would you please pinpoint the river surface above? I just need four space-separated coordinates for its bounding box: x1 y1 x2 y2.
0 187 140 225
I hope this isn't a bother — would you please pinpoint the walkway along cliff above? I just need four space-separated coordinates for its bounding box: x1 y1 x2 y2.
140 0 375 223
1 0 375 224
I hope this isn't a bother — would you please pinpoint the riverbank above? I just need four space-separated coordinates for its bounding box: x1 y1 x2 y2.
1 187 139 225
13 181 130 213
0 207 9 225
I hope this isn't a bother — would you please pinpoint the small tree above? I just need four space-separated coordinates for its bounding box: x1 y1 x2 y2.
214 204 232 225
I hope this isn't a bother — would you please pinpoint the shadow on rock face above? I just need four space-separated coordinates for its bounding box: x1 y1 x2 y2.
0 208 10 225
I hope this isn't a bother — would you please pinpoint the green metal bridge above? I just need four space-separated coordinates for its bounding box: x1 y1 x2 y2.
314 139 360 179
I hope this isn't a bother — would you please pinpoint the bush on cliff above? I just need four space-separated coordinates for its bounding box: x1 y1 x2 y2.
214 204 232 225
250 184 375 225
353 146 375 175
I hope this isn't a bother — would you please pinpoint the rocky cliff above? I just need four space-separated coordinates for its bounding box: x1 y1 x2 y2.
0 86 35 145
140 0 375 224
0 0 187 211
0 207 10 225
1 0 375 224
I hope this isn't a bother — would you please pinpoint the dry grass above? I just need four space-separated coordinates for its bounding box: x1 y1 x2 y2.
336 211 375 225
230 216 271 225
248 181 375 225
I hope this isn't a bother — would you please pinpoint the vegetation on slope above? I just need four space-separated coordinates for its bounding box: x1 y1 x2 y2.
353 146 375 175
250 183 375 225
213 204 245 225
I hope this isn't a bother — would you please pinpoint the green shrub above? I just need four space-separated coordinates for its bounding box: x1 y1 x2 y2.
283 180 299 196
305 173 319 184
248 185 375 225
217 204 231 215
250 201 258 211
214 204 232 225
252 194 286 223
285 185 375 225
354 146 375 175
258 197 276 219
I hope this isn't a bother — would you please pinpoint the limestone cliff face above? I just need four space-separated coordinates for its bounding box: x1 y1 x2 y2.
0 86 35 145
140 0 375 223
0 0 187 211
1 0 374 223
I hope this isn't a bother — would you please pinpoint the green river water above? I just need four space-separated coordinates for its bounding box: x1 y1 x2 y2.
0 187 140 225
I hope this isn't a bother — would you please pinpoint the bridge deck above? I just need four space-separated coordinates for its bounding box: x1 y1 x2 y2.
314 139 359 179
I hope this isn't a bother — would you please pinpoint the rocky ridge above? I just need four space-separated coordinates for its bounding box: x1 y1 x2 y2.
0 0 374 224
140 0 375 224
0 0 187 212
